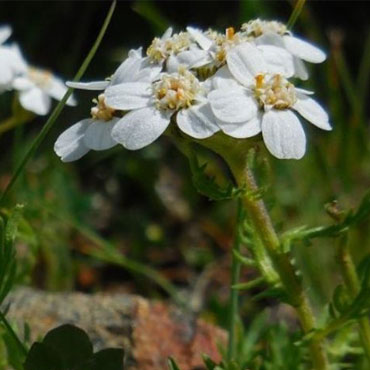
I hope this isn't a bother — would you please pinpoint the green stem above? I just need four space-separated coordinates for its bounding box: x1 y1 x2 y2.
287 0 307 30
0 310 28 358
229 156 329 370
0 0 116 206
227 199 243 362
336 234 370 362
169 130 328 367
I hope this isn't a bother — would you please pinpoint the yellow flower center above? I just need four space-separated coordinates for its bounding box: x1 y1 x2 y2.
28 67 53 88
206 27 244 66
153 68 201 111
146 32 191 62
241 19 287 38
90 94 116 121
254 74 296 110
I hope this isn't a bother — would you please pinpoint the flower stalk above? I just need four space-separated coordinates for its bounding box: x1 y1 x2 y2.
190 132 329 369
227 151 329 370
227 199 243 362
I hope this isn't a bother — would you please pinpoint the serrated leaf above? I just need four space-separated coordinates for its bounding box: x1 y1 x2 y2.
188 153 241 201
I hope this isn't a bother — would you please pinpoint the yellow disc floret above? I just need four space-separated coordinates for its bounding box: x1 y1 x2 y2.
146 32 191 63
241 19 288 38
153 68 201 111
254 74 296 110
28 67 53 88
90 94 116 121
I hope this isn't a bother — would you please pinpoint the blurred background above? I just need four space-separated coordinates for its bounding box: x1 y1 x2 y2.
0 0 369 330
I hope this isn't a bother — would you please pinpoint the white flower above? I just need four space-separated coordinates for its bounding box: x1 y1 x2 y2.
185 26 295 78
0 26 27 91
241 19 326 80
54 93 119 162
54 49 163 162
208 43 332 159
12 62 76 115
145 28 213 73
105 67 220 150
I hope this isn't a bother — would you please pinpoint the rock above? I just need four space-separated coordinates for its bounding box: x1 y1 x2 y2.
3 287 226 369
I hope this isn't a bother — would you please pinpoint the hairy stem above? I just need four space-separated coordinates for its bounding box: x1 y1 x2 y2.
227 199 243 362
217 142 329 370
337 234 370 362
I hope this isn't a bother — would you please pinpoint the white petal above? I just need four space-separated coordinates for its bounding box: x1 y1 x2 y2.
226 43 266 86
186 27 213 50
167 50 211 72
83 118 119 150
295 88 314 95
48 76 76 106
12 77 34 90
283 35 326 63
0 26 11 44
0 63 13 86
210 65 238 89
254 33 284 47
54 119 91 162
110 52 160 85
293 57 309 80
262 110 306 159
7 43 27 73
161 27 173 40
105 82 152 110
257 45 294 77
177 103 219 139
218 114 262 139
110 57 141 85
208 87 258 123
112 106 171 150
293 94 331 130
66 80 109 90
19 88 51 115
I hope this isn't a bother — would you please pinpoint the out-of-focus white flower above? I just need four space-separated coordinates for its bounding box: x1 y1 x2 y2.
241 19 326 80
105 66 220 150
0 25 11 45
208 43 331 159
12 64 76 115
0 26 27 91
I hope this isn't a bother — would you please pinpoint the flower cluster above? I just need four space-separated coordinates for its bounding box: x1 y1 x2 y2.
0 25 75 116
55 20 331 162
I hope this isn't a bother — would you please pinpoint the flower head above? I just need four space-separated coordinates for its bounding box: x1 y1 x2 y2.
208 44 332 159
241 19 326 80
12 64 76 115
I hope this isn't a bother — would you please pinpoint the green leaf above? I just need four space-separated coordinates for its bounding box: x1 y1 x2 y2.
202 355 218 370
42 324 93 368
168 357 181 370
188 153 242 201
24 342 62 370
